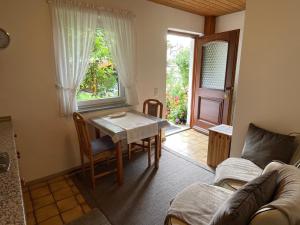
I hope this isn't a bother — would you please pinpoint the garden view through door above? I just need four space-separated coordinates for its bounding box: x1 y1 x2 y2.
166 32 195 134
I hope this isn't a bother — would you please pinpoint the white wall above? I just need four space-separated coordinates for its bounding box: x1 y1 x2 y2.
0 0 204 181
216 11 245 122
231 0 300 156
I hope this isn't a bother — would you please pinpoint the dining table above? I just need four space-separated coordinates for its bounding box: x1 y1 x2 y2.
88 110 169 185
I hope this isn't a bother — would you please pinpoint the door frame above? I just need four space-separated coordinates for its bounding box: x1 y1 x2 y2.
190 30 240 133
166 30 201 128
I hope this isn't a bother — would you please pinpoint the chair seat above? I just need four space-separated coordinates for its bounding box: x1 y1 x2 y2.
91 135 115 155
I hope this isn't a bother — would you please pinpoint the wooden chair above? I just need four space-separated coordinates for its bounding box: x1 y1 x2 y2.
73 112 117 190
129 99 163 166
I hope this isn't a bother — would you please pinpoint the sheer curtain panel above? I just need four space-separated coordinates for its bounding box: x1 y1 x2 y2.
49 0 97 116
99 11 139 105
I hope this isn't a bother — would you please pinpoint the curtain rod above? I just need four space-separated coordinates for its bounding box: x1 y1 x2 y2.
47 0 135 17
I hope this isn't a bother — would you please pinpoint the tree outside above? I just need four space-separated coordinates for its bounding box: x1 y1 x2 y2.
166 35 193 125
77 29 119 101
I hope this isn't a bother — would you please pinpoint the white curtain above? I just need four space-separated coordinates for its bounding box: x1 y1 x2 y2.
49 0 97 116
99 11 139 105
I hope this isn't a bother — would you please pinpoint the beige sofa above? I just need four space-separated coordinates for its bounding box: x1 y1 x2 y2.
165 162 300 225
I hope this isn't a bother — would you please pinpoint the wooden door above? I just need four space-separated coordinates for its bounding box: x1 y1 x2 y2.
191 30 239 133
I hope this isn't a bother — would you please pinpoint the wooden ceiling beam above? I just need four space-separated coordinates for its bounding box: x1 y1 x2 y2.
204 16 216 35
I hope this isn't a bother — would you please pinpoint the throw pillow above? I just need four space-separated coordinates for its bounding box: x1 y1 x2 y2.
209 170 278 225
241 123 297 168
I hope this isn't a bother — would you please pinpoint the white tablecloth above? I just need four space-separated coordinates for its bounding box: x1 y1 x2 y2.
103 112 158 143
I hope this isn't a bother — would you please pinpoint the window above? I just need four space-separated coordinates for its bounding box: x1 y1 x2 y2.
77 29 125 108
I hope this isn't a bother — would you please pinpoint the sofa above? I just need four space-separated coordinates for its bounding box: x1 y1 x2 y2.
165 162 300 225
214 130 300 191
165 124 300 225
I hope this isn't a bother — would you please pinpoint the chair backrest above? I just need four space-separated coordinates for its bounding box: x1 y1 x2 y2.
73 112 92 158
143 99 163 118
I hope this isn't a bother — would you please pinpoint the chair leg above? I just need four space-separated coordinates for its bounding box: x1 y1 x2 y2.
159 129 162 157
80 151 85 174
128 143 132 160
90 161 96 190
148 140 151 167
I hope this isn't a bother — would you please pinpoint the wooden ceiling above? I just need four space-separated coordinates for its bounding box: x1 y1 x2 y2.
148 0 246 16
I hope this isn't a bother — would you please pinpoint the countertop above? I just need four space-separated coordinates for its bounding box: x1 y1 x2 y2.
208 124 233 136
0 117 25 225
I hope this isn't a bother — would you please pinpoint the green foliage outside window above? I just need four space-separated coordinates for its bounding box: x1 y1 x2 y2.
166 47 190 124
77 29 119 101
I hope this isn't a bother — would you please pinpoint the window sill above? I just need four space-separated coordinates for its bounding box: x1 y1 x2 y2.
77 102 131 113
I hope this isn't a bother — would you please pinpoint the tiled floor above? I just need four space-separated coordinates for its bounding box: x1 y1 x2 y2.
163 129 208 164
22 175 91 225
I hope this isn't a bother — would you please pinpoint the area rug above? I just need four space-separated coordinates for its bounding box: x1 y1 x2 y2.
72 149 215 225
67 208 111 225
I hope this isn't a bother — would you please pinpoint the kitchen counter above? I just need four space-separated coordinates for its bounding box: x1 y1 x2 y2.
0 117 25 225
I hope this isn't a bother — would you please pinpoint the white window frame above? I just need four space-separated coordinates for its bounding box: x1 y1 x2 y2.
77 79 126 109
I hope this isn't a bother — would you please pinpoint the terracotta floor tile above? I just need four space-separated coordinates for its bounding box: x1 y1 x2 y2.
33 194 54 209
35 204 59 223
24 200 33 214
75 194 85 204
23 174 90 225
29 182 48 190
66 178 75 186
61 206 83 223
26 212 36 225
50 180 69 192
57 196 78 212
48 176 65 184
53 187 73 201
71 186 80 194
39 216 63 225
81 203 91 213
23 191 31 203
31 186 51 199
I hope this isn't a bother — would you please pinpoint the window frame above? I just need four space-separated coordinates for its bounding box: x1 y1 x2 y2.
77 27 126 110
77 82 126 109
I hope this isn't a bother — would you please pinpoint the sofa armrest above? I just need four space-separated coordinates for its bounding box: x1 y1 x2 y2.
250 209 289 225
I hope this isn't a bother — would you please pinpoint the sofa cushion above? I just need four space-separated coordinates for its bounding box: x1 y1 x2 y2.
209 170 278 225
165 183 232 225
241 123 297 168
214 157 263 189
